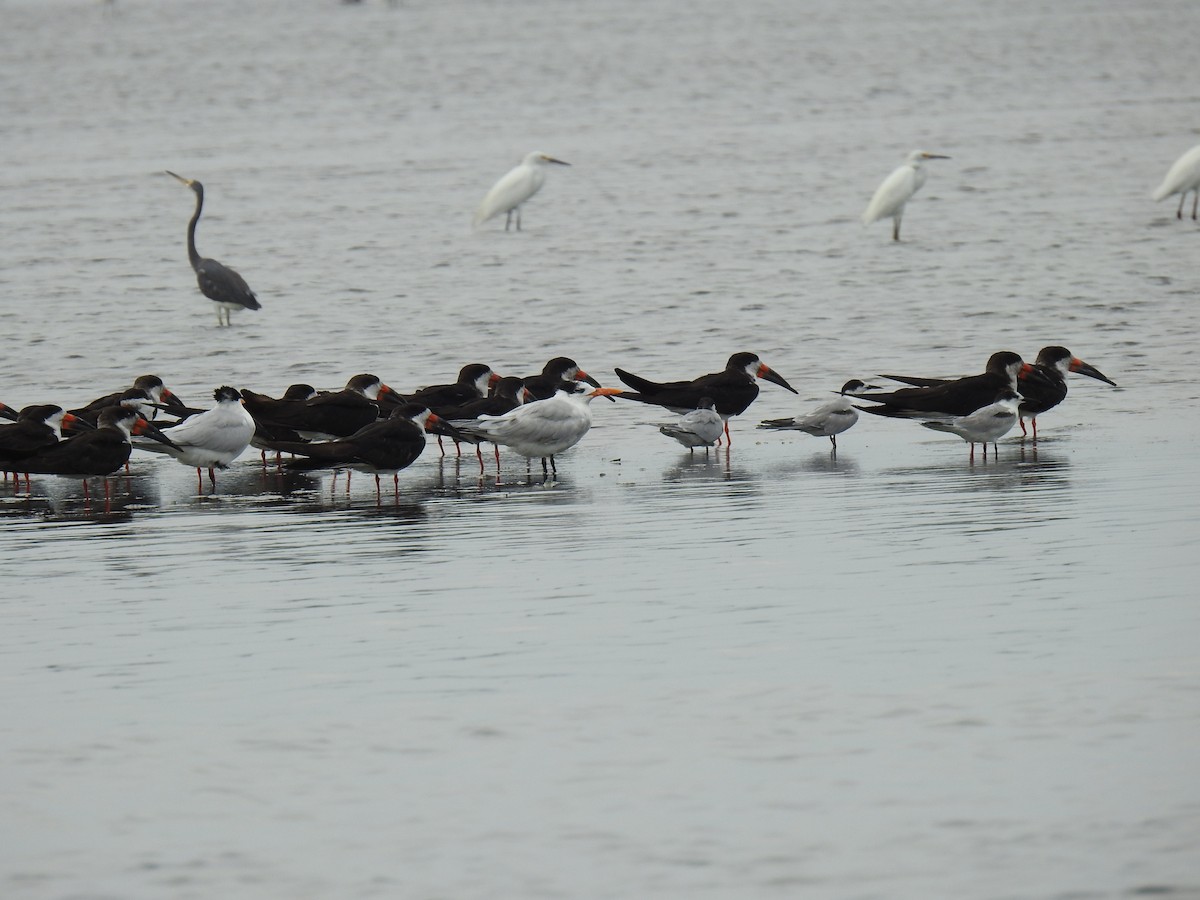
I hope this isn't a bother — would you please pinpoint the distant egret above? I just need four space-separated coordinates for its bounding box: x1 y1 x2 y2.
1152 144 1200 220
861 150 950 241
165 171 261 325
473 151 570 231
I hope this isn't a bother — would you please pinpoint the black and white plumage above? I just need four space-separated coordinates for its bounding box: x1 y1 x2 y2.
522 357 602 401
166 171 261 326
658 397 724 451
473 151 571 231
250 374 393 442
920 388 1023 461
392 364 499 411
72 374 188 424
0 405 81 475
615 352 798 445
1016 346 1116 438
21 406 177 498
857 351 1046 419
275 403 438 493
136 386 256 490
758 379 880 451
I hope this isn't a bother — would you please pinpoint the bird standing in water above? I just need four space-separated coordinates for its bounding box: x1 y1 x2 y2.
658 398 724 452
862 149 950 241
758 379 881 452
473 152 571 231
920 389 1023 462
1151 144 1200 220
166 171 261 325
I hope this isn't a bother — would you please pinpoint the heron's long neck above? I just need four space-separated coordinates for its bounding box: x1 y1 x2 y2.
186 190 203 268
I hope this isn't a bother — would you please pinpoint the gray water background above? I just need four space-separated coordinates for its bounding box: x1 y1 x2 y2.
2 0 1199 897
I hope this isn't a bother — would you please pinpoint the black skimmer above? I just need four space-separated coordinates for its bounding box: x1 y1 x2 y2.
473 152 570 231
1017 347 1116 438
861 150 951 241
758 379 881 451
921 388 1023 461
614 352 798 444
658 397 724 452
276 403 441 495
21 406 177 499
241 384 318 459
250 374 393 441
460 383 622 475
166 171 261 326
522 357 602 401
0 403 18 422
856 351 1046 419
71 374 188 424
135 386 257 491
1 405 86 488
393 364 500 410
383 364 502 455
1152 143 1200 220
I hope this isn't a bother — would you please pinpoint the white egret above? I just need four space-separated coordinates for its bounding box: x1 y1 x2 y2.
1152 144 1200 220
861 149 950 241
473 151 570 231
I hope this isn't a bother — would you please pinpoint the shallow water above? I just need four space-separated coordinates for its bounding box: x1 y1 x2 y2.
3 0 1200 897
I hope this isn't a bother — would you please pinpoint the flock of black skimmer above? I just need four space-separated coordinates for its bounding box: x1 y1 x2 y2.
1 347 1116 501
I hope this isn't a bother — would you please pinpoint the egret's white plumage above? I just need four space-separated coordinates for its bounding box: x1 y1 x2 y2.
462 384 620 473
757 379 880 450
473 151 570 231
862 149 950 241
659 397 724 450
1151 144 1200 220
920 388 1022 459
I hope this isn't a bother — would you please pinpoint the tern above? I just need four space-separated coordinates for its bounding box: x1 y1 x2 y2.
460 383 622 475
920 388 1023 461
758 379 881 451
137 386 256 491
658 397 724 452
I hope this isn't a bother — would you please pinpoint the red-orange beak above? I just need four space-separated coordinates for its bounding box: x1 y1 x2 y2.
1069 358 1117 386
756 363 798 394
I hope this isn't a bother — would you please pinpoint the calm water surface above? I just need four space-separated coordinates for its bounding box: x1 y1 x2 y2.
2 0 1199 897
